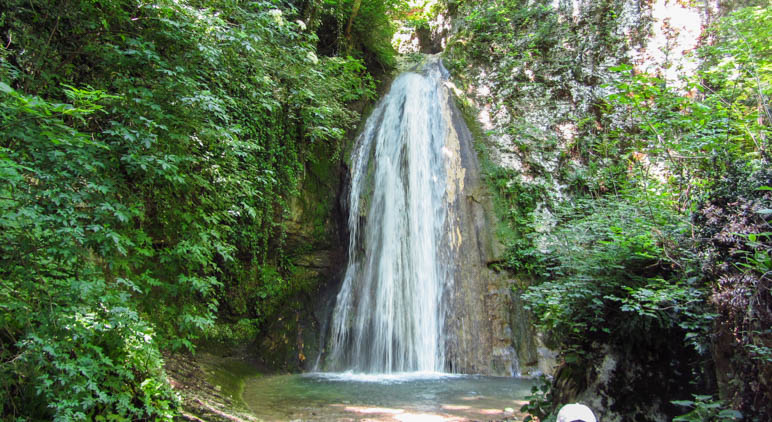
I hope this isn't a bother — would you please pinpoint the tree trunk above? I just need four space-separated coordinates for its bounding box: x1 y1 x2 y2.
345 0 362 44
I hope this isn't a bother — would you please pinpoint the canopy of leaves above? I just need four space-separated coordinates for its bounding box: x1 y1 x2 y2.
306 0 404 69
0 0 378 418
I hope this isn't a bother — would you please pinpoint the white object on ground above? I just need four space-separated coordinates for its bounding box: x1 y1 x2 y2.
556 403 597 422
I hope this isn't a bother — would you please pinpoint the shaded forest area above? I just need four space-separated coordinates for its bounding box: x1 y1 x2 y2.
0 0 404 419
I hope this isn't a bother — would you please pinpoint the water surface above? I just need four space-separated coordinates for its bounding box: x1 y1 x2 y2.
242 372 535 421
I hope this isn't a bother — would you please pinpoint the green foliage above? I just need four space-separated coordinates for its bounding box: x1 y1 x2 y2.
0 84 178 420
314 0 403 69
485 166 548 275
699 6 771 158
448 1 770 418
696 167 772 418
444 0 640 280
520 376 555 422
455 0 769 353
200 318 262 349
521 192 711 349
1 0 377 418
457 0 560 63
599 9 771 414
605 6 770 200
673 395 743 422
17 303 177 421
444 0 568 116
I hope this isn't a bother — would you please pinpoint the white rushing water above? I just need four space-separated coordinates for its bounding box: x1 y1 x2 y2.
325 59 453 373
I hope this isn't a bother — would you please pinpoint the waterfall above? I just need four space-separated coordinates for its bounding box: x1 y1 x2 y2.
325 58 454 373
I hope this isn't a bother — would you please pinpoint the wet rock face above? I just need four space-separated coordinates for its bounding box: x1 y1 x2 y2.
256 142 349 372
440 70 544 376
549 337 706 422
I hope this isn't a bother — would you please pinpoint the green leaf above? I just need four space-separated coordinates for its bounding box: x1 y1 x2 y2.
609 63 633 72
717 409 742 418
671 400 694 407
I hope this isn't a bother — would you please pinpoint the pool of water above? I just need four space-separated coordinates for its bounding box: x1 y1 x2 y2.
241 372 536 421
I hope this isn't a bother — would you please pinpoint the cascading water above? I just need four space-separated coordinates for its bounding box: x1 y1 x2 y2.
325 58 453 373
